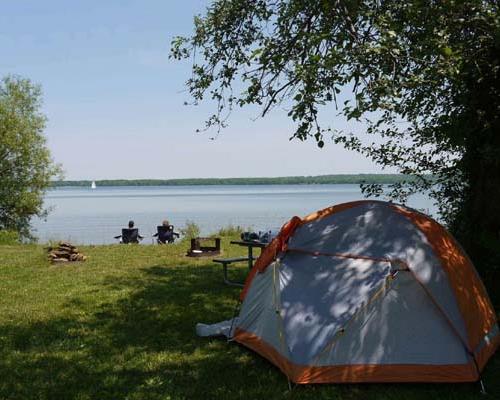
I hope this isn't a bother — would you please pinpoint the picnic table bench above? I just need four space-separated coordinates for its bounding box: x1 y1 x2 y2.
213 240 268 286
212 256 257 286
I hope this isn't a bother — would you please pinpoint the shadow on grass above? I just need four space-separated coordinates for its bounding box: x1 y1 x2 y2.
0 263 497 400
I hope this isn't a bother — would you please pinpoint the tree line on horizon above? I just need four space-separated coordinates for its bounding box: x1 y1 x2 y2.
51 174 420 187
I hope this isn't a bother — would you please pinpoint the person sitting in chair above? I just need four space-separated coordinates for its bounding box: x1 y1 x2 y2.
153 220 180 244
114 220 144 244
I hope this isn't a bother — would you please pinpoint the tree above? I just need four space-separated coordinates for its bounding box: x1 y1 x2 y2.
171 0 500 277
0 75 61 240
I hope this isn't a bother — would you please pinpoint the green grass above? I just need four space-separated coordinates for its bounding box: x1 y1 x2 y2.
0 239 498 400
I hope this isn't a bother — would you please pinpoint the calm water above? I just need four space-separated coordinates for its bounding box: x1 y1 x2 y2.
32 184 435 244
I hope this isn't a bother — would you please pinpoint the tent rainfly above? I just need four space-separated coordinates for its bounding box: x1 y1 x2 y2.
199 200 499 384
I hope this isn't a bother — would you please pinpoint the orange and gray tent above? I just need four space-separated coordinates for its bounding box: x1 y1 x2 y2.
205 200 499 384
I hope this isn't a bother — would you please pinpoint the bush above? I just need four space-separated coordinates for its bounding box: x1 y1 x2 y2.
0 230 20 245
180 221 201 240
214 225 246 238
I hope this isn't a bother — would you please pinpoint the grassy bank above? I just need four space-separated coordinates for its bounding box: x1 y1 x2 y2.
0 239 498 400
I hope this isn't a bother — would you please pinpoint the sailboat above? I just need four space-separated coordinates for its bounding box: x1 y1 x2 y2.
91 181 96 189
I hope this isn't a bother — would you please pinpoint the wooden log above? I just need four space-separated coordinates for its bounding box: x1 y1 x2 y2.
58 246 74 253
51 251 71 258
51 258 69 263
59 241 75 249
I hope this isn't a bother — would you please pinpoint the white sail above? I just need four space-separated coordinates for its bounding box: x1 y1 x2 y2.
91 181 96 189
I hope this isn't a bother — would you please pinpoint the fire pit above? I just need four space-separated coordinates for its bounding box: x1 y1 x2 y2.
186 237 221 257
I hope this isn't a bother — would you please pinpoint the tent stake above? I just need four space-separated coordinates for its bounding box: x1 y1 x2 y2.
479 378 487 395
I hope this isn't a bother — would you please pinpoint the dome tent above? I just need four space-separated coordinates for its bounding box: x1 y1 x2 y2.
224 201 498 384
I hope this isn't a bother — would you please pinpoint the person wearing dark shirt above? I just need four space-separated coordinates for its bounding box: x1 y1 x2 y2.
114 220 144 243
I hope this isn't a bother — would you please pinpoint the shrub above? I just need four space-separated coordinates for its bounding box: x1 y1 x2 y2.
180 221 201 240
214 225 246 238
0 230 20 245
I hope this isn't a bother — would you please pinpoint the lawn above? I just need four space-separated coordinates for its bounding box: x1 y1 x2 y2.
0 238 498 400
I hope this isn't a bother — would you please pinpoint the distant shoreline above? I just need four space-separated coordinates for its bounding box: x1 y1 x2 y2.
51 174 420 187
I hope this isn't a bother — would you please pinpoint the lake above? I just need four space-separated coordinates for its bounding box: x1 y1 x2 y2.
32 184 436 244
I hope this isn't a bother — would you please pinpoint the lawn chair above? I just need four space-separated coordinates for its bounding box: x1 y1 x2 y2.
153 225 180 244
114 228 143 244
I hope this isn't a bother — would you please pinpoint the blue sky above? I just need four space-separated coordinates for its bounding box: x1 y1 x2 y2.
1 0 385 180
